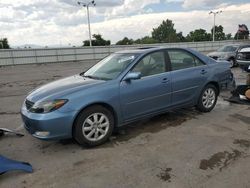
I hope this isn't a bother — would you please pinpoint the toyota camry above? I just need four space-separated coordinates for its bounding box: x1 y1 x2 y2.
21 47 234 146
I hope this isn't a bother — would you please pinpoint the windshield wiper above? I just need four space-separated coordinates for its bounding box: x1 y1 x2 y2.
81 74 103 80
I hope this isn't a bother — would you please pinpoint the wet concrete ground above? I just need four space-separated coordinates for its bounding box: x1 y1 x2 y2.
0 62 249 188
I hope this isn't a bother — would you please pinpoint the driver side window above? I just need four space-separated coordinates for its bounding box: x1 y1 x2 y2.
132 51 166 77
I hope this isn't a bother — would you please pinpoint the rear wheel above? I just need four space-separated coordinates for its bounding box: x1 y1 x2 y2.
196 84 218 112
73 105 114 147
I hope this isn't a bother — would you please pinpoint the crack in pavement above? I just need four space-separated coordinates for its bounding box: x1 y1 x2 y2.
0 112 20 115
0 93 26 98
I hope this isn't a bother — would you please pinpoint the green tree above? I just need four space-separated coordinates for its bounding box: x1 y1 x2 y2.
134 36 157 44
0 38 10 49
225 33 232 40
186 29 211 42
152 19 178 43
83 34 110 46
116 37 134 45
211 25 226 40
176 32 186 42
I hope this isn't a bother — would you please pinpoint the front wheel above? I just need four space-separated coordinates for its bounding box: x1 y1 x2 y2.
196 84 218 112
229 59 235 68
73 105 114 147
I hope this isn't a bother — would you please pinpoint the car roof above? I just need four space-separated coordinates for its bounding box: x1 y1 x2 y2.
115 46 214 65
115 47 160 54
115 47 194 54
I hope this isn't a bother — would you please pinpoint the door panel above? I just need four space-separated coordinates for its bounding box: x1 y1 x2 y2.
170 67 208 106
120 51 172 121
120 73 172 120
168 50 208 106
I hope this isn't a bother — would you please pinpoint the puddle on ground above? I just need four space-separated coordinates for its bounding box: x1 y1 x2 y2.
157 167 173 182
233 139 250 148
199 149 242 171
230 114 250 125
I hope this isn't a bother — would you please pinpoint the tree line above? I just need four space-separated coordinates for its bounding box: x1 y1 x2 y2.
83 19 249 46
1 19 248 48
0 38 10 49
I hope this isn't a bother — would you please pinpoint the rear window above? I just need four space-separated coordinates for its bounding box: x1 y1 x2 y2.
217 45 238 52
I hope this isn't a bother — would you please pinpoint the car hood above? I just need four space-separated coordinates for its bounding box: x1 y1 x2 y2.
26 74 105 102
239 47 250 53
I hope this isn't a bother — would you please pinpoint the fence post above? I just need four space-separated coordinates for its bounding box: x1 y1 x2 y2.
92 47 96 63
74 48 77 62
56 49 59 63
34 49 38 64
11 50 15 65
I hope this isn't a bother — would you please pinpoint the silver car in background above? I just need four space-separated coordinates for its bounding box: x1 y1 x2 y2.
207 45 240 67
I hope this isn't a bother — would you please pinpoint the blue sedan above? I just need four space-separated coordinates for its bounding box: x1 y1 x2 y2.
21 47 234 146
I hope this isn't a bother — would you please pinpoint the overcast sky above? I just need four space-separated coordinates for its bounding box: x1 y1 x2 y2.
0 0 250 47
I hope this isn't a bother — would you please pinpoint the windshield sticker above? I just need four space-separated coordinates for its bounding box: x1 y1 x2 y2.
118 56 135 63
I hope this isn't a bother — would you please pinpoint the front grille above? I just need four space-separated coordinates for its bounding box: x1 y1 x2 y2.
25 100 34 110
244 52 250 60
22 114 36 134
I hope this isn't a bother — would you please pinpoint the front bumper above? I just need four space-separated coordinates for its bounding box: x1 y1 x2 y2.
236 60 250 72
21 105 77 140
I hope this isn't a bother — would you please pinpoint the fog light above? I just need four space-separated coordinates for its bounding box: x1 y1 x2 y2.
34 131 50 137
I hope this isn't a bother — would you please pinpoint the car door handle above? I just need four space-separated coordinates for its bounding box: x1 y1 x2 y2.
162 78 169 83
201 70 207 75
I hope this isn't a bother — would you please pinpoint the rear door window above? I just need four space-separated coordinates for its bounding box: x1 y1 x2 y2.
168 50 204 71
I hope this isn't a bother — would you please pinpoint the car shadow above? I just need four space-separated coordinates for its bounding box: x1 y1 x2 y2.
100 107 202 148
55 108 201 150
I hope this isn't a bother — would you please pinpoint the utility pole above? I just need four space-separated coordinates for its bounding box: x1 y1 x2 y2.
78 1 96 47
209 10 222 42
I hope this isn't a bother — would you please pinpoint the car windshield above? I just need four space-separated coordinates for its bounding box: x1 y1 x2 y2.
217 45 238 52
83 53 138 80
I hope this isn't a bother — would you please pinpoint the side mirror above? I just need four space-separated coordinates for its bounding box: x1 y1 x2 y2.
124 72 141 81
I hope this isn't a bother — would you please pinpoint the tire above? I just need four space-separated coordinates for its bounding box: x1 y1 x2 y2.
0 130 3 137
229 58 235 68
196 84 218 112
73 105 114 147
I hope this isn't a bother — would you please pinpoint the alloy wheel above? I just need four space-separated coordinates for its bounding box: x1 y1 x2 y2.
82 113 110 142
202 88 216 109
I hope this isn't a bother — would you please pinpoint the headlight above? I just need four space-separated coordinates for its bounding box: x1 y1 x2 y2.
30 99 68 113
237 53 245 59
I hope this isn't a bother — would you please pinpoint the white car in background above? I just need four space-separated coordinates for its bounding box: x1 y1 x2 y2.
236 45 250 72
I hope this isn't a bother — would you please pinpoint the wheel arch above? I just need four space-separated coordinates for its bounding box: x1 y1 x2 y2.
228 56 235 60
72 102 118 136
195 81 220 106
206 81 220 94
